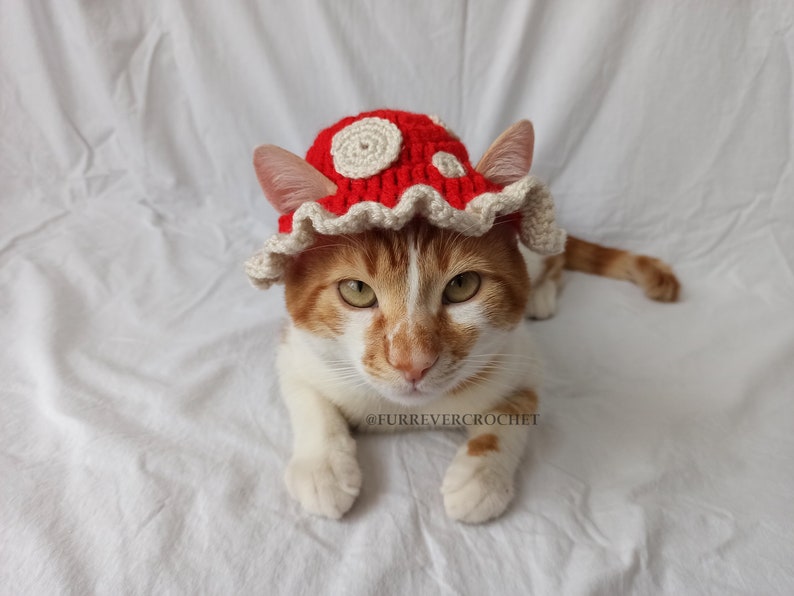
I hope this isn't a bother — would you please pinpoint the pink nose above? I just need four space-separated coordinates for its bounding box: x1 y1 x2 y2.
390 354 438 383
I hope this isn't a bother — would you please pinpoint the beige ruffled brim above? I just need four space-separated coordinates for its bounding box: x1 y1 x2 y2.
245 175 566 290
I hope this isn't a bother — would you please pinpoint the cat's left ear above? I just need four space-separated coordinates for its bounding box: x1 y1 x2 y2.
253 145 338 214
475 120 535 185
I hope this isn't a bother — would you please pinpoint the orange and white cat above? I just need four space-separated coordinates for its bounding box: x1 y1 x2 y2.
252 120 679 523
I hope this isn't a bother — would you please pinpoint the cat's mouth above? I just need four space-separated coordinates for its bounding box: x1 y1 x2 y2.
405 383 428 397
369 375 456 405
359 358 473 405
386 382 431 399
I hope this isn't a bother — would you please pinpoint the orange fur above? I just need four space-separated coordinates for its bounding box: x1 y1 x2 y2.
467 434 500 456
493 388 539 416
282 219 531 385
549 235 680 302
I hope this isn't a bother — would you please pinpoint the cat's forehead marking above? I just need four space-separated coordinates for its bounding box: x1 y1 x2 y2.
406 230 420 317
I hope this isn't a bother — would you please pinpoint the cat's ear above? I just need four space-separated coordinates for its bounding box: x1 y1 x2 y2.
475 120 535 185
253 145 337 214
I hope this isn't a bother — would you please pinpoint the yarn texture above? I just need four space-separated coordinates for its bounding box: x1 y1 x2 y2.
246 110 566 289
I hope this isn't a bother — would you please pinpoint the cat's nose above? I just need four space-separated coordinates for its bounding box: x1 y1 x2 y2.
390 354 438 383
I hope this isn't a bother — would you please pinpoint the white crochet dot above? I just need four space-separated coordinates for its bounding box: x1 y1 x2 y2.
331 117 402 179
428 114 448 128
432 151 466 178
428 114 459 139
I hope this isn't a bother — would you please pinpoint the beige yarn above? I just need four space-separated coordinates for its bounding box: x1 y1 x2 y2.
431 151 466 178
330 117 403 179
245 175 566 289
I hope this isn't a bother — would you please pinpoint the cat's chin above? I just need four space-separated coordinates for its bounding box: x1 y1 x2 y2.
378 392 442 407
372 383 448 407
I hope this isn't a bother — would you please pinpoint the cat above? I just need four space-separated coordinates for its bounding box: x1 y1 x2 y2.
248 114 680 523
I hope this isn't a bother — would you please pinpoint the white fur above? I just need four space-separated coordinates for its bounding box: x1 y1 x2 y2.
278 318 542 522
520 243 559 320
407 231 420 317
527 278 558 320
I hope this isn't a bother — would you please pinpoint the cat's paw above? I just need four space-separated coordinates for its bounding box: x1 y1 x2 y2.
526 279 558 320
441 450 515 523
634 256 681 302
285 437 362 519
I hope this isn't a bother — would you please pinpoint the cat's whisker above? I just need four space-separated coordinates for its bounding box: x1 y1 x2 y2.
461 359 538 369
333 378 374 392
321 371 362 379
318 371 365 382
317 363 360 371
467 351 540 357
319 372 362 380
454 365 544 385
462 363 543 375
321 362 359 370
464 352 541 362
318 378 371 391
462 357 543 366
451 376 522 395
296 242 354 254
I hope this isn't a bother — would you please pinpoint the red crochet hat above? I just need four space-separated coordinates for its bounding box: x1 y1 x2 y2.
246 109 566 288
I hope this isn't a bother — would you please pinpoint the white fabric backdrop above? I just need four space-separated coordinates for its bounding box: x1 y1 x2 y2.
2 1 793 593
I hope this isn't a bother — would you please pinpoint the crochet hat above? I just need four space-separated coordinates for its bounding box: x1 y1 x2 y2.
246 109 566 288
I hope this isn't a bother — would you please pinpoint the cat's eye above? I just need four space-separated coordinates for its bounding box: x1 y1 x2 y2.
443 272 481 304
338 279 377 308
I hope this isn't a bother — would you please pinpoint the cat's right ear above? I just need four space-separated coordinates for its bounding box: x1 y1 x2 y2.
475 120 535 186
253 145 337 214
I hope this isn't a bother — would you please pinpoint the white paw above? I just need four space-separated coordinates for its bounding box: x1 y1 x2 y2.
526 279 558 320
441 449 515 523
285 437 362 519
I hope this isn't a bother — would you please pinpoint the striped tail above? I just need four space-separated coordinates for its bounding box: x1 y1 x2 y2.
563 235 680 302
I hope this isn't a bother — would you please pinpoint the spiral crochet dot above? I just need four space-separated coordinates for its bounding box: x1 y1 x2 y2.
330 117 402 179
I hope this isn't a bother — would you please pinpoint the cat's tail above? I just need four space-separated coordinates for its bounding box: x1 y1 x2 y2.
562 235 680 302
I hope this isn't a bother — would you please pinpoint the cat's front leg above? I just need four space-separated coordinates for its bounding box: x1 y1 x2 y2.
281 376 362 519
521 247 563 320
441 388 538 523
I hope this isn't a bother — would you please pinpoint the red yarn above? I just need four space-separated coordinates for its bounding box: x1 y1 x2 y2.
277 110 501 234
